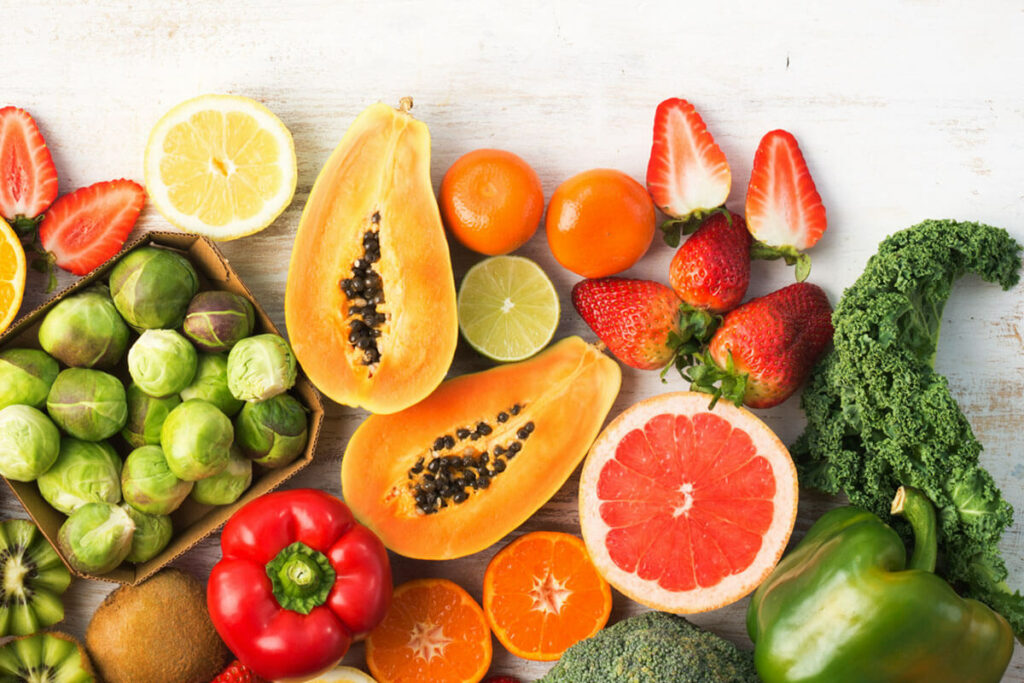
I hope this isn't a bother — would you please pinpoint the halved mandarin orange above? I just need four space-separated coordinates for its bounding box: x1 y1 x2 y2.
482 531 611 661
0 218 26 335
366 578 492 683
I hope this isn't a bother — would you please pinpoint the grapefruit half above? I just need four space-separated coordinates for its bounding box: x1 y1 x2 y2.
578 391 798 613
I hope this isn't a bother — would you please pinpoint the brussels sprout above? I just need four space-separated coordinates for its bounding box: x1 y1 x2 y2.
179 353 243 417
46 369 127 442
0 405 60 481
160 400 233 481
37 286 129 369
121 445 193 515
37 438 122 515
108 246 199 330
182 291 256 353
234 394 308 468
0 349 59 411
227 334 297 402
121 504 173 563
127 330 198 398
191 447 252 506
57 502 134 574
122 383 181 449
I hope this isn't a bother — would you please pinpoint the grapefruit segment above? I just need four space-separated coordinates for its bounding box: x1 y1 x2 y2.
579 391 798 613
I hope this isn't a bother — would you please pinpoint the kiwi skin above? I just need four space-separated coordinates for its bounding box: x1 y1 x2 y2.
85 568 230 683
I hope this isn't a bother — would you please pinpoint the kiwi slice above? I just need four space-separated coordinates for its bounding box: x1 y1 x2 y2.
0 520 71 636
0 631 95 682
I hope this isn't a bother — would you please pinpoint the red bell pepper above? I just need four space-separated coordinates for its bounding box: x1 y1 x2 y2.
207 488 392 682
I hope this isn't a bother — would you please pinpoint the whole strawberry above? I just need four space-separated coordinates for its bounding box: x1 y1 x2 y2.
670 210 751 314
689 282 833 408
211 659 267 683
572 277 696 371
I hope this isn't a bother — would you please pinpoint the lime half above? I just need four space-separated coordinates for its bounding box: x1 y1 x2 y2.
457 256 560 362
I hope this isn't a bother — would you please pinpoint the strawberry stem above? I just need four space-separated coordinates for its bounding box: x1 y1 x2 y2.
7 214 43 239
660 206 730 248
749 241 812 282
685 349 748 408
660 303 722 383
28 238 58 293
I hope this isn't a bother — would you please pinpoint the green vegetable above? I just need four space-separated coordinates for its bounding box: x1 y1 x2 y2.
191 446 252 505
234 393 307 468
748 487 1013 682
121 445 193 515
227 334 297 402
160 399 233 481
37 286 129 369
180 352 243 416
183 290 255 352
0 349 59 410
121 504 173 563
46 368 127 442
57 501 135 574
127 329 198 398
122 383 181 449
540 611 757 683
109 246 199 330
791 220 1024 635
0 405 60 481
37 438 122 515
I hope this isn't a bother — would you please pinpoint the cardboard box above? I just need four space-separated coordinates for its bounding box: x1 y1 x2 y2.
0 231 323 584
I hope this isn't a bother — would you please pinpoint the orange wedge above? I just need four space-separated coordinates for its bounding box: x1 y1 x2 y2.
0 218 26 334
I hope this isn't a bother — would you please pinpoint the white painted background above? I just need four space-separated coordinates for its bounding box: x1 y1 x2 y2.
4 0 1024 680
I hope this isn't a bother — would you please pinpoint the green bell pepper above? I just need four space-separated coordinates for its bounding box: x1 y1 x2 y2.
748 486 1014 683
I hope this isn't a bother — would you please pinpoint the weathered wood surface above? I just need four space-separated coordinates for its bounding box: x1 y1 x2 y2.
3 0 1024 679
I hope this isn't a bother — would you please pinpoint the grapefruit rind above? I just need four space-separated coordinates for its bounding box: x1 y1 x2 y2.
578 391 798 613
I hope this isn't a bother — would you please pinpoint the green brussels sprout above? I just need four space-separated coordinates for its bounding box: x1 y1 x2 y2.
57 502 134 574
234 393 308 468
179 353 243 417
182 291 256 353
0 405 60 481
0 349 59 411
121 383 181 449
160 400 233 481
127 330 198 398
121 504 173 564
227 334 297 402
121 445 193 515
37 438 122 515
46 369 127 442
108 246 199 330
191 446 252 505
37 286 129 369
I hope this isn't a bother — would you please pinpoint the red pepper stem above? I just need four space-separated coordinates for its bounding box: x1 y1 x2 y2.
265 541 336 615
891 486 938 573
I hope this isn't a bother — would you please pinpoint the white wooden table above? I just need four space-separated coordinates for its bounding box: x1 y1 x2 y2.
4 1 1024 680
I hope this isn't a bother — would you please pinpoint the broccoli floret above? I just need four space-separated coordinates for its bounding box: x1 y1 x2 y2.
792 219 1024 635
540 611 757 683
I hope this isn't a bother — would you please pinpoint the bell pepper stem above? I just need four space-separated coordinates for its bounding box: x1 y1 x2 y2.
265 541 336 615
891 486 938 573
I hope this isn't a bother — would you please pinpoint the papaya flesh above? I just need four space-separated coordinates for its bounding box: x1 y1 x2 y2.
285 99 458 414
341 336 621 560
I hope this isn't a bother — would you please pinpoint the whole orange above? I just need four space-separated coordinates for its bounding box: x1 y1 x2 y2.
545 169 656 277
439 149 544 255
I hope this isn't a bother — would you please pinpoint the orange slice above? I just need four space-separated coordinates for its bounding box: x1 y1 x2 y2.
0 218 26 334
366 578 492 683
482 531 611 661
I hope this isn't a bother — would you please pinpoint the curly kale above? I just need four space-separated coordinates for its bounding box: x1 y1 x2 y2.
792 219 1024 635
540 611 758 683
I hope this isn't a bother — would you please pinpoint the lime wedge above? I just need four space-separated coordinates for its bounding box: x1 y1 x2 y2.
457 256 560 362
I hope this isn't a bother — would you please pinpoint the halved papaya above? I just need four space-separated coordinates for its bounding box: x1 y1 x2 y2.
341 336 621 560
285 99 457 414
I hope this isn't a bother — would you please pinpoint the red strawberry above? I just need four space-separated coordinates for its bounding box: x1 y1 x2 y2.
689 282 833 409
211 659 267 683
745 129 827 281
0 107 59 236
38 179 144 279
669 210 751 314
646 98 731 245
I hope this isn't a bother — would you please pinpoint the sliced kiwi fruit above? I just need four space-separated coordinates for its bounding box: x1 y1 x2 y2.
0 520 71 636
0 631 95 682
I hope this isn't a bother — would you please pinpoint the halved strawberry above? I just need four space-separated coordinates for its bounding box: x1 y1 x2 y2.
38 179 144 279
646 98 731 246
745 129 827 281
0 107 59 237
